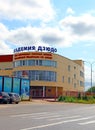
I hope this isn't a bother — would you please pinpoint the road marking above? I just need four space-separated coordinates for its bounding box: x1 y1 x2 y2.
21 112 63 119
10 112 50 117
79 120 95 125
49 115 81 121
34 115 62 119
20 116 93 130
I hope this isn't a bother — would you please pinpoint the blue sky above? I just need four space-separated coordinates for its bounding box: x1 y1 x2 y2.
0 0 95 89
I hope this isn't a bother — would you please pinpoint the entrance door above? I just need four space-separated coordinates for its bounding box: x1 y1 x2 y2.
30 87 43 98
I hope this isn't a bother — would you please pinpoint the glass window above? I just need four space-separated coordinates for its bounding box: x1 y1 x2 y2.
68 65 71 71
39 60 42 66
14 60 57 68
62 76 64 82
80 81 84 86
36 60 39 66
68 77 70 84
28 60 35 66
14 70 56 82
74 74 76 79
80 71 84 77
74 83 76 88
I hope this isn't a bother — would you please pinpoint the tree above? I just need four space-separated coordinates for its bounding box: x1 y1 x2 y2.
86 86 95 93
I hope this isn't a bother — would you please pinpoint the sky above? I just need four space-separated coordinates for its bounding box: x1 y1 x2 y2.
0 0 95 90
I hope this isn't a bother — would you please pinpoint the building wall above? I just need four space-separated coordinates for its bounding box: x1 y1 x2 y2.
0 52 84 98
13 52 84 97
0 55 13 77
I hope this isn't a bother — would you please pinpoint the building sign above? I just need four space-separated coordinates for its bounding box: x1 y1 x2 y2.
14 46 57 53
14 52 53 60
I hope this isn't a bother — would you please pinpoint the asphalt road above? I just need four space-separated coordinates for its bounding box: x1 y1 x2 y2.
0 100 95 130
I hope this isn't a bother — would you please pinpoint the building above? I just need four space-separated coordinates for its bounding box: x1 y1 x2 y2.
0 47 84 98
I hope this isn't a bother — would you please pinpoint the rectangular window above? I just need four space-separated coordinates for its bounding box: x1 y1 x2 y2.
74 83 76 88
80 81 84 86
80 71 84 77
68 65 71 71
36 60 39 66
74 74 76 79
28 60 35 66
68 77 70 84
62 76 64 82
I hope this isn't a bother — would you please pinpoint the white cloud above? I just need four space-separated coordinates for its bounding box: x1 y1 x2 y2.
1 7 95 54
0 23 12 54
0 40 13 54
60 14 95 43
0 23 9 40
7 26 65 47
2 13 95 54
66 8 75 15
0 0 55 22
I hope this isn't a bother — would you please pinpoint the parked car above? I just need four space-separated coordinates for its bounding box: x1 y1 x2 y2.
8 93 21 104
0 92 10 104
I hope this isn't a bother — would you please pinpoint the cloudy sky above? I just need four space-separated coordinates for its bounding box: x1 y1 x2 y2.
0 0 95 89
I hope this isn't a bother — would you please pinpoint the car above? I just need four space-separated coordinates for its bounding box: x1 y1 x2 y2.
0 92 10 104
8 92 21 104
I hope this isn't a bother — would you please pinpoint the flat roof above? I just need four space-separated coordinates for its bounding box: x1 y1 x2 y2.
0 55 13 62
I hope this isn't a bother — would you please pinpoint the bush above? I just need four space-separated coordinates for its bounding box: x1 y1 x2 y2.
58 96 77 102
58 96 65 101
58 95 95 104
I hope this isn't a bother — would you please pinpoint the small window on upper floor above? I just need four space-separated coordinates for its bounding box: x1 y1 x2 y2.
68 65 71 71
68 77 70 84
62 76 64 82
74 83 76 88
74 74 76 79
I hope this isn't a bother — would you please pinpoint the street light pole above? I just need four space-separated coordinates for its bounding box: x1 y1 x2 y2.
91 63 92 94
84 61 95 95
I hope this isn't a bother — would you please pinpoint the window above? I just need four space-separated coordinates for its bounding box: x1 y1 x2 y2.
14 70 56 82
74 74 76 79
80 71 84 77
36 60 39 66
62 76 64 82
68 65 71 71
22 60 26 66
14 60 57 68
74 83 76 88
80 81 84 86
68 77 70 84
28 60 35 66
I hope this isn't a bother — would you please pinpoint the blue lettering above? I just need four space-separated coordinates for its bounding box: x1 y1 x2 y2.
32 46 36 50
18 47 21 52
43 46 45 51
28 46 32 51
54 48 57 52
38 46 42 51
23 47 28 51
51 48 55 53
14 49 16 53
21 47 24 51
13 46 57 53
46 47 50 52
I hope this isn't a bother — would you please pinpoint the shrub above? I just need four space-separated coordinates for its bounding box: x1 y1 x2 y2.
58 95 95 104
58 96 65 101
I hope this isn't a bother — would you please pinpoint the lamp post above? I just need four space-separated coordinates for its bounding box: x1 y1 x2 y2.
84 61 95 95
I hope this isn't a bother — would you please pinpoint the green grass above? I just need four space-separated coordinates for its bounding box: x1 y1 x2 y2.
58 95 95 104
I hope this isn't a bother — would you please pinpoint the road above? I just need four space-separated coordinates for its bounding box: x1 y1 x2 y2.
0 100 95 130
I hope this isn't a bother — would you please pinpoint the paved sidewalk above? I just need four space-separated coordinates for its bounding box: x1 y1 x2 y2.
20 98 57 103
